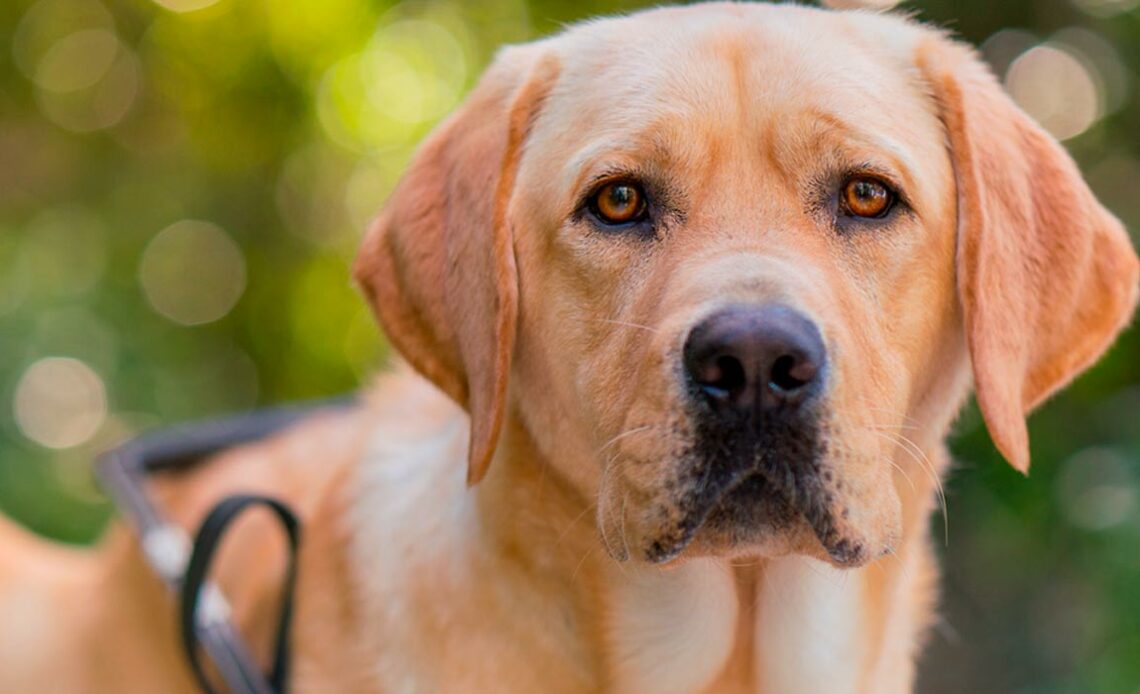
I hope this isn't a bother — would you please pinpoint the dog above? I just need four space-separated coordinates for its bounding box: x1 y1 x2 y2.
1 3 1137 692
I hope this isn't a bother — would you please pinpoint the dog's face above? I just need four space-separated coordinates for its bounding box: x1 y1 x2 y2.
508 7 960 567
357 5 1139 568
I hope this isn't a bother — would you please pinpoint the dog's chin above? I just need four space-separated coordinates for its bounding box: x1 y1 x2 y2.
666 473 799 556
680 474 808 556
635 469 882 570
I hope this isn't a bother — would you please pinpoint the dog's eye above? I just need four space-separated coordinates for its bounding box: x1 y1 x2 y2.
589 181 648 226
840 176 895 219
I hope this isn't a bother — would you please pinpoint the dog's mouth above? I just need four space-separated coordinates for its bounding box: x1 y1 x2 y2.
645 458 848 565
644 465 783 564
640 412 867 567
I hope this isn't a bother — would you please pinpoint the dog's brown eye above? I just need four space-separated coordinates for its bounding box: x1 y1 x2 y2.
841 176 894 219
590 182 647 225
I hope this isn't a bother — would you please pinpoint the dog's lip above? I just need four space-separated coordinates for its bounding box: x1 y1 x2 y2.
646 465 779 564
646 458 864 567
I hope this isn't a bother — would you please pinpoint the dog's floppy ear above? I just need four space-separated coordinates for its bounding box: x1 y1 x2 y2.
918 38 1139 473
354 47 560 485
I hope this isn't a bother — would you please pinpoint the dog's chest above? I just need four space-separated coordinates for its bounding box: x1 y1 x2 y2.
606 557 865 694
751 557 866 693
605 559 740 693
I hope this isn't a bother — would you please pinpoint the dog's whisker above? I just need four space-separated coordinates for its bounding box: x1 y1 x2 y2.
874 429 944 494
894 433 948 543
555 503 596 548
881 456 917 495
597 424 658 455
869 429 949 546
879 546 913 584
570 545 598 584
589 317 660 334
595 459 632 572
596 463 618 559
619 490 631 569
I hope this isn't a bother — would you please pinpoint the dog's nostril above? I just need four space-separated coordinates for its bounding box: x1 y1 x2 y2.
698 354 747 400
769 354 811 393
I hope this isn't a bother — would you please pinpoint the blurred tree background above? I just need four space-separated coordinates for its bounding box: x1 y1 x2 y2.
0 0 1137 690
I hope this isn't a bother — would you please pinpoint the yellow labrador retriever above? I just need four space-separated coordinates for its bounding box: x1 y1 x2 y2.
1 3 1137 692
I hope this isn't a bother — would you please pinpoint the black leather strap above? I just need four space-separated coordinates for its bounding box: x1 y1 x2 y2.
180 495 300 694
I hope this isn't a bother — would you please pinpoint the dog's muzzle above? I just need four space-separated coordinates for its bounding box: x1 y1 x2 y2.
645 304 833 563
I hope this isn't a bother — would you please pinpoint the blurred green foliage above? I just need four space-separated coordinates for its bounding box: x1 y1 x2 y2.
0 0 1137 690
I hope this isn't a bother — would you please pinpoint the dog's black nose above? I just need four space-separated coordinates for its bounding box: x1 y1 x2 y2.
683 304 826 411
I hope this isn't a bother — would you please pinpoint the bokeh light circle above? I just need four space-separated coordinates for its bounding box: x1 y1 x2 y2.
139 220 246 326
1053 27 1130 115
317 18 467 150
1005 44 1102 141
14 357 107 449
35 43 140 133
34 28 119 93
12 0 114 81
980 29 1038 77
363 20 467 124
1056 447 1137 531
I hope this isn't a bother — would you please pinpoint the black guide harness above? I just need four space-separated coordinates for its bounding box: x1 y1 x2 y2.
96 397 356 694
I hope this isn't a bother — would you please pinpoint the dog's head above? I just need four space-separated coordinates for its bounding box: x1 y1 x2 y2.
355 4 1139 567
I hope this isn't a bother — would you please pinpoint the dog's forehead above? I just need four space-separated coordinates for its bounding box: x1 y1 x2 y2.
552 4 917 99
524 4 944 199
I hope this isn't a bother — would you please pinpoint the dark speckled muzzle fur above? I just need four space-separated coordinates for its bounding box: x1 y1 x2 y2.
645 376 833 564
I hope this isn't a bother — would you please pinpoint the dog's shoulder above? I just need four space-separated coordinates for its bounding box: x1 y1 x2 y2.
293 368 480 689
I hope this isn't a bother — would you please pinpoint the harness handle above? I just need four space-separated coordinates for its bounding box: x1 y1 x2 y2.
180 495 300 694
